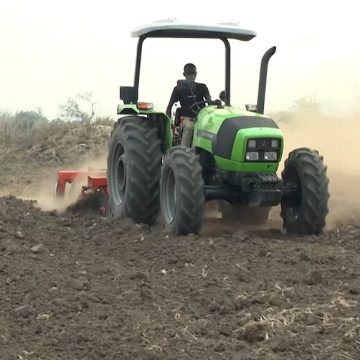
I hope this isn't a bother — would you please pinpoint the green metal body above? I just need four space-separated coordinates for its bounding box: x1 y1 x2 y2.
192 106 284 172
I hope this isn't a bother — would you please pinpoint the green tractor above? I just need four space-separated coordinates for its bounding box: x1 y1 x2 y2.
107 21 329 235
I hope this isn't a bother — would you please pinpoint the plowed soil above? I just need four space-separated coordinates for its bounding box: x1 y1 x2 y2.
1 125 360 360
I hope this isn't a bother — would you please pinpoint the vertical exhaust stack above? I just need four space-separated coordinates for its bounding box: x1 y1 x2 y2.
257 46 276 114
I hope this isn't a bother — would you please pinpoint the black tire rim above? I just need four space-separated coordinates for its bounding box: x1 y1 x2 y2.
162 165 177 224
111 143 126 205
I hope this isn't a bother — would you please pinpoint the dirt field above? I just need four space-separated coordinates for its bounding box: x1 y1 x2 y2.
1 123 359 360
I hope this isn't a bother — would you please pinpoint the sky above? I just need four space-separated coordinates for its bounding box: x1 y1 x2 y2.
0 0 359 119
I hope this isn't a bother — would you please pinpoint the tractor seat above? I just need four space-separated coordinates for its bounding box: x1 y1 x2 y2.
174 107 184 127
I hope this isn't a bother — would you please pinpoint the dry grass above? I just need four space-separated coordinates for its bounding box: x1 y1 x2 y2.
0 117 114 160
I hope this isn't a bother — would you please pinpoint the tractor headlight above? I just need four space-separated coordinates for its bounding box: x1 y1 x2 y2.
246 152 259 161
271 139 280 148
264 151 277 160
248 139 257 148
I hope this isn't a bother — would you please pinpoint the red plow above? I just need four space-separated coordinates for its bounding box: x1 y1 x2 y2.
56 170 109 215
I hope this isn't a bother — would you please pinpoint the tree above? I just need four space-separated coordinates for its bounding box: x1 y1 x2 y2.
13 110 48 131
58 92 96 123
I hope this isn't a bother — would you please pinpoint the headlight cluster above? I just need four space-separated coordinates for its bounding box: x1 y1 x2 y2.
245 138 281 162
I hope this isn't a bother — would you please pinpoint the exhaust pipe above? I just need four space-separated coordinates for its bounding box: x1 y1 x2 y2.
256 46 276 114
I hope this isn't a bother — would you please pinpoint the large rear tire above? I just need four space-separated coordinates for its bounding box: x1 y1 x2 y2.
281 147 329 235
219 201 270 225
160 147 205 235
107 116 162 224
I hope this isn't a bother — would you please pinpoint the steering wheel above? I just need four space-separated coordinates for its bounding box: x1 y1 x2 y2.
189 100 207 115
189 99 223 114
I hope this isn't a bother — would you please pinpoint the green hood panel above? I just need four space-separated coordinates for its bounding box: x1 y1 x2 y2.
193 105 284 172
194 105 265 133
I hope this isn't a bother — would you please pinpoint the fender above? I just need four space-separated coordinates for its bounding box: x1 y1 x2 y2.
117 104 173 153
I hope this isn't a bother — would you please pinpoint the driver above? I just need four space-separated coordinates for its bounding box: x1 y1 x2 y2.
166 63 215 146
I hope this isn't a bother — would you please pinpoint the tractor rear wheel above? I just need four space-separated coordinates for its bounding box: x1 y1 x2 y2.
107 116 162 224
281 147 329 235
219 201 270 225
160 147 205 235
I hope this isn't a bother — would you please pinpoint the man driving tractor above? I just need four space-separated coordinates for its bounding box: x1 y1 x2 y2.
166 63 217 147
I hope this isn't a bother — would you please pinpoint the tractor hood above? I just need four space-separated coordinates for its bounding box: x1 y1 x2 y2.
194 105 279 137
193 105 284 173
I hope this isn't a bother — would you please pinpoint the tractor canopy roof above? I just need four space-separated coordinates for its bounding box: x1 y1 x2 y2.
131 20 256 41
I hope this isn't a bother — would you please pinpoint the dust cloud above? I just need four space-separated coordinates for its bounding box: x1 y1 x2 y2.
278 112 360 228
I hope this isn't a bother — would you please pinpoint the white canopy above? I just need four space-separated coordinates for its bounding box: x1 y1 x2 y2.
131 20 256 41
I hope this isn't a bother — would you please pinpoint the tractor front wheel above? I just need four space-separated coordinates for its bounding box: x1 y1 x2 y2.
160 147 205 235
281 147 329 235
107 116 162 224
